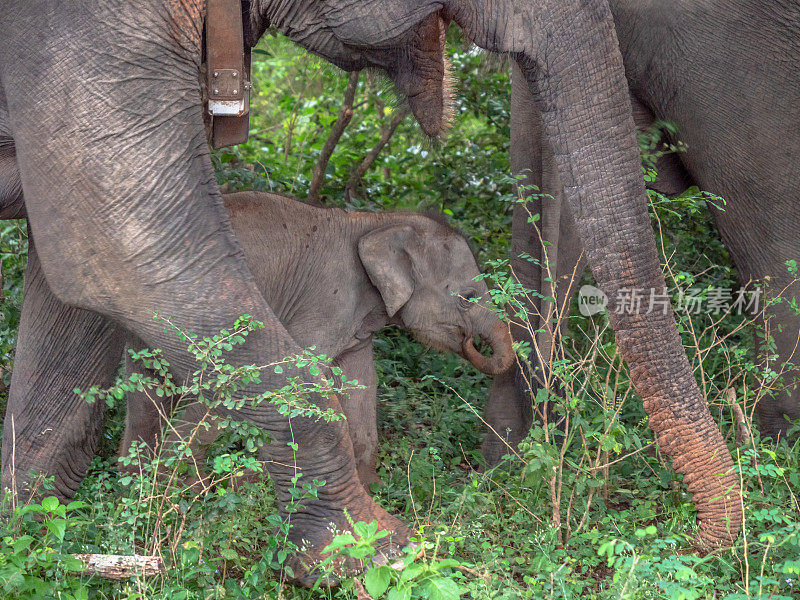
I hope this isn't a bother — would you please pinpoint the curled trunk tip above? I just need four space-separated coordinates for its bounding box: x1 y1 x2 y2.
461 320 514 375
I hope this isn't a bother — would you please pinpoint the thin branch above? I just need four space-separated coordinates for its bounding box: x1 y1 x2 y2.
345 106 410 200
307 71 360 205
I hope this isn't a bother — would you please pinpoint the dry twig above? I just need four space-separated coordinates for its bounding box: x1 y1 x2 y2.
727 387 751 447
353 578 374 599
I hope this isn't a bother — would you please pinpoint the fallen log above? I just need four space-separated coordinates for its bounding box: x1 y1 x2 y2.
74 554 166 580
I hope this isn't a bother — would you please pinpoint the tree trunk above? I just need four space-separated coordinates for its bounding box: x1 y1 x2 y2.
308 71 360 205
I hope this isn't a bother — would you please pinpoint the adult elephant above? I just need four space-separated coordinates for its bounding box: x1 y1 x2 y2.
485 0 799 523
0 0 739 579
614 0 800 440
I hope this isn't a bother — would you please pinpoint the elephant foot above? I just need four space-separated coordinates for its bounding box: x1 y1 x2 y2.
283 493 412 587
480 427 523 468
356 467 383 491
3 452 94 506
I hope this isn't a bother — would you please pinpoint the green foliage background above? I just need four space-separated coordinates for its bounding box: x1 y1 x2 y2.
0 32 798 600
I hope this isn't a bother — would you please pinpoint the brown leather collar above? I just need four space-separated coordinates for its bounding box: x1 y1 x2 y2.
205 0 252 149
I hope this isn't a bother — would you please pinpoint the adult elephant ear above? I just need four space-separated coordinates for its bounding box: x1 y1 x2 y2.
442 0 741 548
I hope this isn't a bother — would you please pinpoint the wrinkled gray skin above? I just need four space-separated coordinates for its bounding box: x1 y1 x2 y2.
0 88 23 220
121 192 513 486
615 0 800 440
486 0 800 534
0 0 737 576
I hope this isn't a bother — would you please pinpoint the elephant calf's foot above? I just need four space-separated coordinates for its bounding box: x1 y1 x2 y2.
284 495 412 587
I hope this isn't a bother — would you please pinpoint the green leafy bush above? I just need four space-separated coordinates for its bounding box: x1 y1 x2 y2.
0 497 89 600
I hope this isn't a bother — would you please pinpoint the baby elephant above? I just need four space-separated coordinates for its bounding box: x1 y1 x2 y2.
121 192 513 485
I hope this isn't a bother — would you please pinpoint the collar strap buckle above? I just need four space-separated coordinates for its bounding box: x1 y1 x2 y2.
205 0 252 148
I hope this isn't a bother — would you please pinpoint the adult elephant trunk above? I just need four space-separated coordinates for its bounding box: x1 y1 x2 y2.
461 319 514 376
387 12 450 137
445 0 741 547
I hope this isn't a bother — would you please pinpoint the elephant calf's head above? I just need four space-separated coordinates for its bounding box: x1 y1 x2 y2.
358 216 514 375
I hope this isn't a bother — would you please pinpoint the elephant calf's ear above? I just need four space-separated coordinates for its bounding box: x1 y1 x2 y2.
358 225 416 318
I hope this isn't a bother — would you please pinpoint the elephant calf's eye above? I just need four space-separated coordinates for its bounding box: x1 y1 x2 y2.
458 290 479 309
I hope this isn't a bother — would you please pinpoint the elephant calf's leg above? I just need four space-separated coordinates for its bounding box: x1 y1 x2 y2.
120 336 183 471
333 341 380 487
122 335 233 487
483 68 589 467
2 236 125 501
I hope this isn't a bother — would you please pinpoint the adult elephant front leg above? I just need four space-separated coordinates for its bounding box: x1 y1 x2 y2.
483 62 587 466
0 3 404 583
0 89 115 502
2 235 125 502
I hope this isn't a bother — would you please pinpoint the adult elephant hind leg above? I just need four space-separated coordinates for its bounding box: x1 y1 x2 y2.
1 235 125 502
483 169 587 467
481 196 545 466
482 63 542 466
713 208 800 441
0 5 407 582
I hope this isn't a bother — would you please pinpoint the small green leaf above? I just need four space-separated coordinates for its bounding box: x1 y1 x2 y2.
400 563 424 584
60 555 87 572
12 535 34 554
364 566 392 597
220 548 239 561
41 496 60 512
387 586 411 600
322 533 357 554
423 577 463 600
46 518 67 541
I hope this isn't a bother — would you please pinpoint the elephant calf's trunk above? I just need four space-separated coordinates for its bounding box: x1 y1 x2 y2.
462 320 514 376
